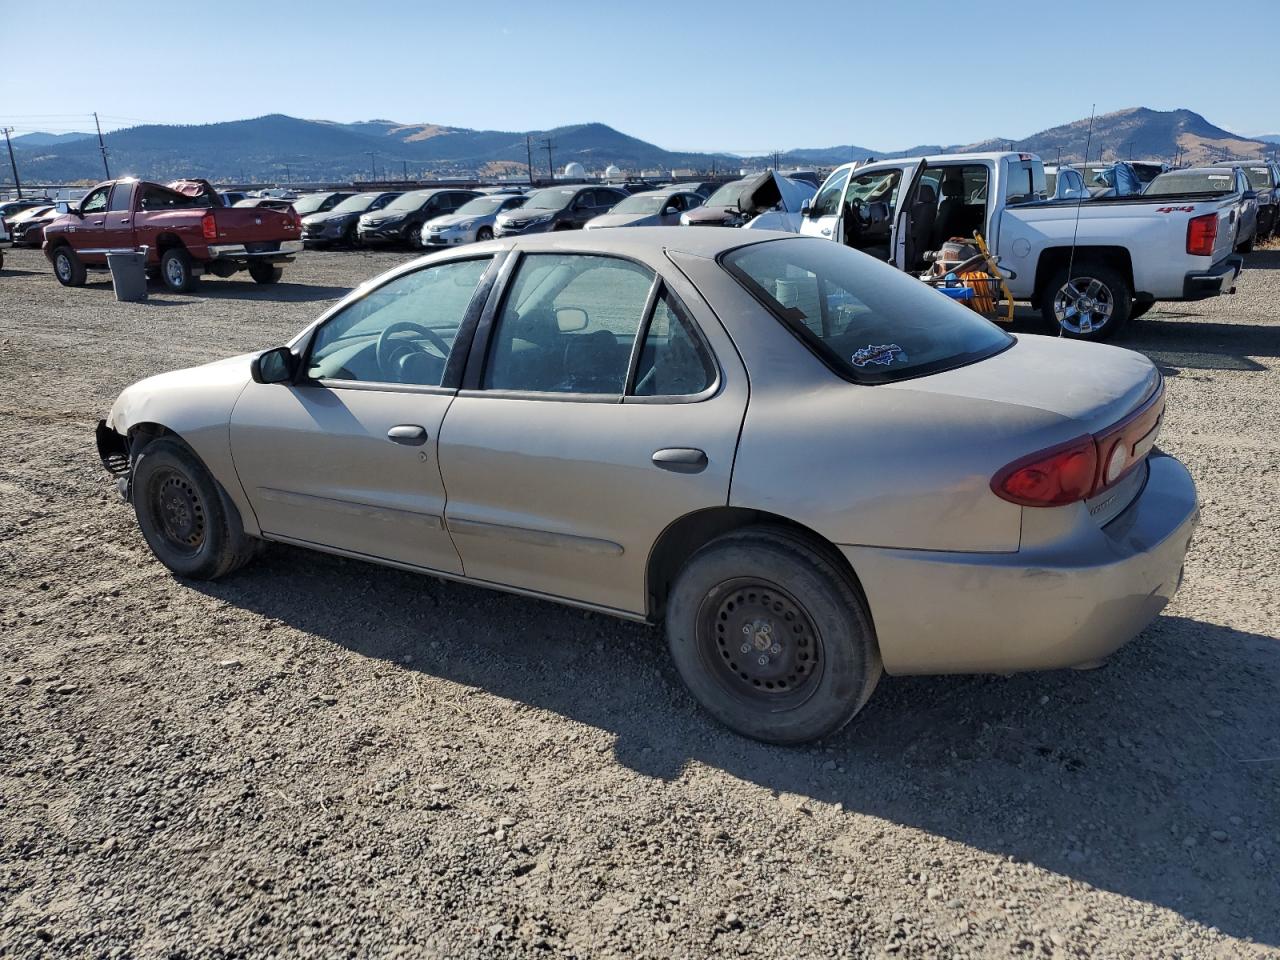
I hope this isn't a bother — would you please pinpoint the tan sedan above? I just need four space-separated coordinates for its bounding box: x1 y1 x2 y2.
96 229 1198 743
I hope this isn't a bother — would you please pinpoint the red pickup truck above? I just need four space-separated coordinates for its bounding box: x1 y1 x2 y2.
43 178 302 292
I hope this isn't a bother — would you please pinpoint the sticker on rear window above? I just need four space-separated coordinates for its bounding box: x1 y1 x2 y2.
851 343 905 367
1207 175 1231 180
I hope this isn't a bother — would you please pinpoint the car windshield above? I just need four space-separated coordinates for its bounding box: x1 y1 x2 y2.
330 193 381 214
1144 171 1237 196
609 195 666 215
455 195 514 215
291 195 333 216
705 182 748 207
721 238 1012 384
384 191 439 213
523 188 577 211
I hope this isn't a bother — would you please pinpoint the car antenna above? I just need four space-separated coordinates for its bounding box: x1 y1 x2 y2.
1063 104 1096 337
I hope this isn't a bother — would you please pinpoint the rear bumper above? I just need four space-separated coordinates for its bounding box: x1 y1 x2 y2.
1181 254 1243 300
207 240 302 262
842 452 1198 675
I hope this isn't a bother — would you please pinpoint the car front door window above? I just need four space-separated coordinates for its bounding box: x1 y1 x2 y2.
307 257 492 387
81 187 109 215
483 253 655 395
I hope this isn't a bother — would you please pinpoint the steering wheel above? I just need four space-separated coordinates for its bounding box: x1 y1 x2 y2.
375 321 452 378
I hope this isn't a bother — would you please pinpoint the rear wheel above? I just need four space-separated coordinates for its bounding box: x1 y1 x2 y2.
248 262 283 284
1040 263 1131 341
52 245 86 287
131 438 259 580
665 527 881 744
160 247 198 293
1237 235 1255 254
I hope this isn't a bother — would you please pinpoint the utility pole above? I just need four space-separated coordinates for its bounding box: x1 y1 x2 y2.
526 136 535 185
541 138 554 180
402 159 408 182
367 152 377 182
93 111 110 179
284 162 291 183
2 127 21 197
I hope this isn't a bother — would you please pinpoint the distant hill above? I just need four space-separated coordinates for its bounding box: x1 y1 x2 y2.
7 114 739 183
6 107 1272 185
1256 134 1280 145
10 131 92 147
957 107 1270 165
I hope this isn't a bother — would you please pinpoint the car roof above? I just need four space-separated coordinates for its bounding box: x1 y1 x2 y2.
467 225 791 261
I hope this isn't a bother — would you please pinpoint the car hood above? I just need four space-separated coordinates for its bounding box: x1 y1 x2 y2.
429 211 489 228
360 209 408 225
498 208 556 223
587 212 658 229
108 353 255 434
892 334 1159 434
683 205 738 225
303 210 359 225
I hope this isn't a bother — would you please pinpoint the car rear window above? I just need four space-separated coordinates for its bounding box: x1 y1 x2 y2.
721 238 1012 384
1144 171 1236 195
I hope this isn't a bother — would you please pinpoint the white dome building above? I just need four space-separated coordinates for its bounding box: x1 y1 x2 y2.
604 164 622 180
563 161 586 179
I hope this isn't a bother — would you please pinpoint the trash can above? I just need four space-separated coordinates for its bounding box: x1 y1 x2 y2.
107 248 147 302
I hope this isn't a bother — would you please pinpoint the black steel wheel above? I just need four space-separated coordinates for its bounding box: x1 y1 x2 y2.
666 526 881 744
132 437 259 580
696 578 824 709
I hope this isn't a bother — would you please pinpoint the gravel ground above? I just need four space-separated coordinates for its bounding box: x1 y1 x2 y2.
2 243 1278 959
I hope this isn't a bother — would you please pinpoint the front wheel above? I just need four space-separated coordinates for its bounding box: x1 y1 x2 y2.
160 247 198 293
476 226 494 242
52 246 87 286
665 527 882 744
132 438 259 580
1039 263 1131 341
248 262 283 284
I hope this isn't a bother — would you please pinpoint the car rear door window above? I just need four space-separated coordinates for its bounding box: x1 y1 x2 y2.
630 291 716 397
722 237 1011 384
307 257 492 387
484 253 655 395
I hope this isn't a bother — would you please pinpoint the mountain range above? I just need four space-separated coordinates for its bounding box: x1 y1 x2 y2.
5 107 1275 185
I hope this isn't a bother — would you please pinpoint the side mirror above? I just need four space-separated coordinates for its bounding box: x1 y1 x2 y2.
251 346 299 384
555 307 588 333
800 198 813 216
1242 190 1257 201
662 206 678 216
55 201 74 216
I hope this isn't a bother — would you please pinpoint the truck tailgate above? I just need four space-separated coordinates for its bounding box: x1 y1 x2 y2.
206 207 299 245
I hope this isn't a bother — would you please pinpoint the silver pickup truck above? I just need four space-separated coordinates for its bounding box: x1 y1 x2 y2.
800 152 1245 340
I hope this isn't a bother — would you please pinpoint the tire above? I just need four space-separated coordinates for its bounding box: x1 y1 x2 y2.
344 225 360 248
476 226 493 242
404 223 422 249
131 437 258 580
1237 235 1255 254
665 526 882 744
248 262 283 284
52 245 87 287
1039 262 1131 341
1130 299 1155 320
159 247 198 293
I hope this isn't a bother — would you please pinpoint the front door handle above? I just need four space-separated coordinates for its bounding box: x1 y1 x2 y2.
820 227 831 236
387 424 428 446
652 447 707 474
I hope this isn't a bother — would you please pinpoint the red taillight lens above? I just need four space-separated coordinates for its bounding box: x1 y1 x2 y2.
992 437 1098 507
201 211 217 241
1186 212 1217 256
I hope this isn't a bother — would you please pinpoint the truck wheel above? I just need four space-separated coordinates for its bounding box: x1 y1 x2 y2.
52 246 87 287
1040 263 1131 341
248 262 283 284
160 247 198 293
665 526 882 744
1237 236 1255 254
132 438 259 580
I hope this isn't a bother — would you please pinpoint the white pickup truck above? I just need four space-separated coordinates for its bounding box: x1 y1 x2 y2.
799 152 1245 340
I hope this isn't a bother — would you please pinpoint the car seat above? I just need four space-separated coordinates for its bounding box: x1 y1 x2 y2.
932 173 966 248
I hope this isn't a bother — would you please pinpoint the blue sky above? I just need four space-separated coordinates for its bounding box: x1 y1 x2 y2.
2 0 1276 151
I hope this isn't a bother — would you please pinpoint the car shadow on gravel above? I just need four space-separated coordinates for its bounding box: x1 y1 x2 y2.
190 280 351 303
193 547 1280 947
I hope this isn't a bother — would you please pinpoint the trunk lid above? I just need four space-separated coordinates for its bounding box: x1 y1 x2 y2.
892 334 1159 436
206 206 299 244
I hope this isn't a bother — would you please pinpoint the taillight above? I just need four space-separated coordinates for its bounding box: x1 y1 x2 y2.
1186 212 1217 256
992 382 1165 508
201 211 217 241
992 437 1098 507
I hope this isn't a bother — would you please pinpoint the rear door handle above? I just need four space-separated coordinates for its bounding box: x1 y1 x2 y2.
652 447 708 473
387 424 428 445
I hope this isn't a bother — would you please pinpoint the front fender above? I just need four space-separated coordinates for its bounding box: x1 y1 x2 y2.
106 353 260 534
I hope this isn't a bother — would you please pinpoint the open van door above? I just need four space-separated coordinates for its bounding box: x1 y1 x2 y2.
891 159 928 271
